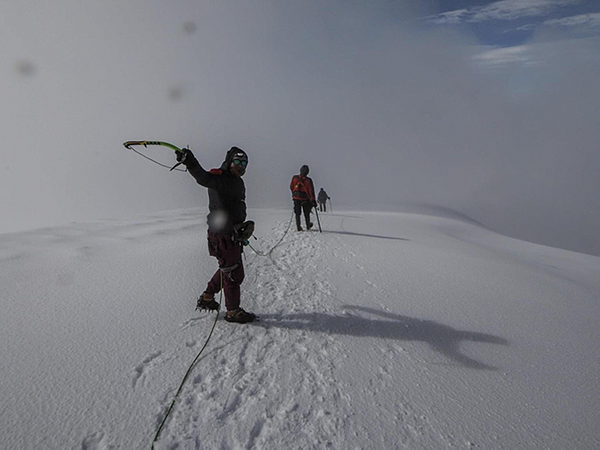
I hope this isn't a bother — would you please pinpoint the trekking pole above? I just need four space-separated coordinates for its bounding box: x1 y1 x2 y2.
314 205 322 233
328 199 333 213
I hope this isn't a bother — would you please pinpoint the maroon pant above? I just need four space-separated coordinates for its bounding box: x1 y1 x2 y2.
205 230 245 311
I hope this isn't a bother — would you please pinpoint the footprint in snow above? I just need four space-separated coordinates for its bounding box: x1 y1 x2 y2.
132 350 163 389
82 431 112 450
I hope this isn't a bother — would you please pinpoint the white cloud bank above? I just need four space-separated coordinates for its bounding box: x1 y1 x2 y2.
1 0 599 256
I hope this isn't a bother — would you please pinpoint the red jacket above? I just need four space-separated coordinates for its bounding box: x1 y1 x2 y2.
290 175 315 201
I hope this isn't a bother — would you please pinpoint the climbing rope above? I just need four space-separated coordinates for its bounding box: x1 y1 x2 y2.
151 211 295 447
247 212 294 257
151 273 223 449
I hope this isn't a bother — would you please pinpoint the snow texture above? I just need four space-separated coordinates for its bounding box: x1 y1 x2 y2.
1 208 598 449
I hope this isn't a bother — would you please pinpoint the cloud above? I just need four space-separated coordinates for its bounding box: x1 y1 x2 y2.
513 23 538 31
471 31 600 71
472 45 541 68
544 12 600 29
430 9 469 25
471 0 580 22
1 0 599 256
431 0 581 24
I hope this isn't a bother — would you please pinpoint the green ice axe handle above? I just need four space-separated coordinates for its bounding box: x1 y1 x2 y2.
123 140 184 153
123 141 187 171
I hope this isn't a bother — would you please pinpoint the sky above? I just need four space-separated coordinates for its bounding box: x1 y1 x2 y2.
1 0 599 256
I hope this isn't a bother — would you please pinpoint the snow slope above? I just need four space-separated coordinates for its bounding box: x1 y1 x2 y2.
1 208 598 449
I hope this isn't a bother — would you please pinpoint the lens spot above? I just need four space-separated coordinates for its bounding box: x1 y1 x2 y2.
183 22 197 35
168 86 184 101
16 60 36 77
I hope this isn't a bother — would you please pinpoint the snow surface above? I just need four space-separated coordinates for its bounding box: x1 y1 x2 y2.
1 208 598 449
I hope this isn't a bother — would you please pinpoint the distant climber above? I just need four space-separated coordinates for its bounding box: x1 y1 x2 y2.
317 188 330 212
290 165 316 231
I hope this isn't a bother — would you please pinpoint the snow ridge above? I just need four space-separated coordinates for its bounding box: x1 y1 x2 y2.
1 208 598 449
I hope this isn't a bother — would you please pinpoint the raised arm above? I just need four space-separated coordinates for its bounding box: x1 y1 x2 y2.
178 150 219 189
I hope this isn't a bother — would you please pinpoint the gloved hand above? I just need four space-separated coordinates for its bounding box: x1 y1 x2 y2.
233 220 255 242
312 200 318 207
176 148 194 164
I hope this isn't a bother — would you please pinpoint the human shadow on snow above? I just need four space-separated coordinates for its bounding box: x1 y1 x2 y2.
256 305 508 371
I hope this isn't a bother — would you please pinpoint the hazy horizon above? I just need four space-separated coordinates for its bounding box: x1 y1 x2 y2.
2 1 599 256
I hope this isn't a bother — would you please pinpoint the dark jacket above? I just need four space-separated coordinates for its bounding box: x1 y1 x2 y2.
317 189 329 203
185 148 247 233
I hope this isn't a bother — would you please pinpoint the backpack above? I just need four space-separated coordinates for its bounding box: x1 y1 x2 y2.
292 176 309 199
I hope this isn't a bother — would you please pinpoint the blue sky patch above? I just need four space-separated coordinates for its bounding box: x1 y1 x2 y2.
428 0 600 47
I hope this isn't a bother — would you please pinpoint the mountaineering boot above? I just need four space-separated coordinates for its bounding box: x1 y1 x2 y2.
307 222 314 230
196 292 220 312
297 226 303 231
224 308 256 323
